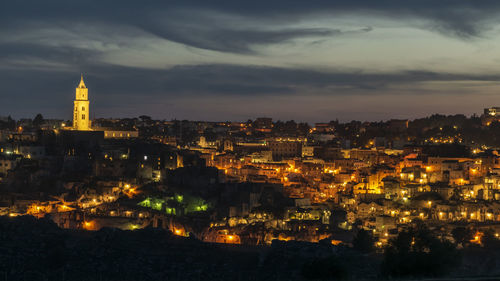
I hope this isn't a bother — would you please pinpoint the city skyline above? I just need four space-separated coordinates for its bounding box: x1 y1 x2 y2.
3 1 500 122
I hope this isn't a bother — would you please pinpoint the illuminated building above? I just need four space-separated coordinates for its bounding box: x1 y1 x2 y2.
103 130 139 139
73 75 91 131
484 107 500 117
482 107 500 126
268 139 303 160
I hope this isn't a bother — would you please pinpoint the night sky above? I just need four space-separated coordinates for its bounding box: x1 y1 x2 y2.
2 1 500 122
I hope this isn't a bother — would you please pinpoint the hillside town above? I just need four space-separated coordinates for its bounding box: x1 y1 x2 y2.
2 107 500 249
1 78 500 280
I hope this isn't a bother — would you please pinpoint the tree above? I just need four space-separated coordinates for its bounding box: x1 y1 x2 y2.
138 115 152 122
482 228 500 249
33 113 44 127
352 229 375 253
381 225 461 278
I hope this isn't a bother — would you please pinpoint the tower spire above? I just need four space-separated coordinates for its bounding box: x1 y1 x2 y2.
78 73 86 88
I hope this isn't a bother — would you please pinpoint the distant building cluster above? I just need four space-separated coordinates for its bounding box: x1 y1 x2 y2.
482 107 500 126
0 77 499 249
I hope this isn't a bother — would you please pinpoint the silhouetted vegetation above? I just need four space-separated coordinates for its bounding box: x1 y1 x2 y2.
482 228 500 249
32 113 44 127
381 225 461 278
352 228 375 253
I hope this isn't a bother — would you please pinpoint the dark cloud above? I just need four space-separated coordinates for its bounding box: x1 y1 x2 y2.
0 2 370 54
2 1 500 55
140 25 355 54
155 65 500 94
2 61 500 99
1 34 498 101
0 42 95 67
1 60 499 121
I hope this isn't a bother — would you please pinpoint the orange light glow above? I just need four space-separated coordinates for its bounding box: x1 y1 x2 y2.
277 234 293 241
331 240 342 245
174 228 183 235
123 186 140 198
220 233 240 244
83 221 96 230
26 204 45 215
470 231 483 245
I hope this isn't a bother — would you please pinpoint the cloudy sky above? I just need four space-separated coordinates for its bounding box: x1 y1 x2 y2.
2 1 500 122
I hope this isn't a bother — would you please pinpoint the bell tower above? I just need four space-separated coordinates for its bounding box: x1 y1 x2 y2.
73 74 91 131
